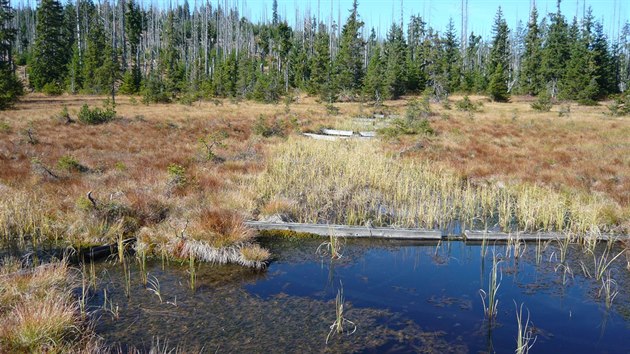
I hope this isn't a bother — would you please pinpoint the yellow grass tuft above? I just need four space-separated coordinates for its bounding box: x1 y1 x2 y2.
255 137 621 236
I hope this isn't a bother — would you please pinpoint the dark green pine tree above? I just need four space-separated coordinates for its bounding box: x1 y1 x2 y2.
383 23 407 99
560 18 599 103
519 4 543 95
591 21 617 96
405 15 426 93
213 51 238 97
161 10 185 96
334 0 365 95
29 0 68 92
288 40 310 90
0 0 23 109
488 7 510 101
442 18 461 93
362 45 384 101
461 32 486 93
120 0 143 94
541 0 570 97
82 13 108 93
236 55 258 98
309 23 334 100
489 63 510 102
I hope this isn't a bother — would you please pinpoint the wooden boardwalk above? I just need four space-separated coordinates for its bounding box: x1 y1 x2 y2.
246 221 628 242
245 221 442 240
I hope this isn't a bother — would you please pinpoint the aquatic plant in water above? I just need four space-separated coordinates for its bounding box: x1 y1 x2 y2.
580 247 625 281
598 270 619 309
479 250 501 322
147 275 163 303
316 233 344 260
326 282 357 344
514 302 536 354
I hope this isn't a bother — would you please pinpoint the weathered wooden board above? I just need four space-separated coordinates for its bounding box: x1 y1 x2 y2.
246 221 628 243
359 131 377 137
321 129 354 136
465 230 560 241
245 221 442 240
464 230 629 242
303 133 346 141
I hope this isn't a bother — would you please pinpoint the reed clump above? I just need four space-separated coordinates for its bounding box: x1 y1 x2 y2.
0 191 62 245
255 138 622 237
0 259 93 352
135 209 270 269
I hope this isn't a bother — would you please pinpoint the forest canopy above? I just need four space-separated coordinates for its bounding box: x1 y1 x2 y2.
2 0 630 105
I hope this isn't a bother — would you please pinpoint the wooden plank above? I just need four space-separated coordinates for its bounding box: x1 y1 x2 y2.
353 117 376 123
464 230 559 241
359 131 377 137
464 230 629 242
303 133 346 141
245 221 442 240
321 129 354 136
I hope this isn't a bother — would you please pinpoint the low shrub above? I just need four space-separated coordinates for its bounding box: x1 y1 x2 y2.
57 155 88 172
253 115 287 138
77 104 115 125
378 98 435 138
456 95 483 112
531 92 552 112
608 92 630 116
167 164 187 187
42 82 63 96
0 120 11 133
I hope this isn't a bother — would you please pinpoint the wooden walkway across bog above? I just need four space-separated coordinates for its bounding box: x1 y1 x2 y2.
245 221 442 240
246 221 628 242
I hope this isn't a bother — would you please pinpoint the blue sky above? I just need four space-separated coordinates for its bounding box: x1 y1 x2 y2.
241 0 628 40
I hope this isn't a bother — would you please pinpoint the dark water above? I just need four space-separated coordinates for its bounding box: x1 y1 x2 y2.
85 237 630 353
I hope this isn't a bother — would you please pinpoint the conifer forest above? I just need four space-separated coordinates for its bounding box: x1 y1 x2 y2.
1 0 630 352
1 0 629 106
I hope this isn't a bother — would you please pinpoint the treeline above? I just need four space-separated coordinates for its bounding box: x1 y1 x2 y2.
1 0 630 107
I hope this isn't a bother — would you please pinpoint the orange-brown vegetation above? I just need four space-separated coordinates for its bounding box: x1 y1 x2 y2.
0 93 628 251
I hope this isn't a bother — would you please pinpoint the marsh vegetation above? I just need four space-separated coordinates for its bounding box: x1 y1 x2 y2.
0 93 629 352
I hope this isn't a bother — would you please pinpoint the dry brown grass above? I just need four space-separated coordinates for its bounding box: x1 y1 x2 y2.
395 96 630 208
0 259 95 352
0 93 627 252
0 94 284 251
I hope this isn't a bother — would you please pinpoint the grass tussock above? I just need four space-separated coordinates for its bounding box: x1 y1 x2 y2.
134 208 269 269
0 191 62 244
255 137 622 236
0 259 93 352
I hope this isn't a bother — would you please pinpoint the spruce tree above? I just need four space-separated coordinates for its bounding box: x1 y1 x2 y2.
0 0 23 109
592 21 617 96
288 41 310 90
362 45 384 102
519 5 543 95
29 0 68 92
383 23 407 99
309 23 334 100
82 13 108 93
334 0 365 95
442 18 461 93
489 63 509 102
461 33 486 93
541 0 570 97
560 18 598 103
120 0 143 94
489 7 510 101
405 15 426 93
489 7 510 74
